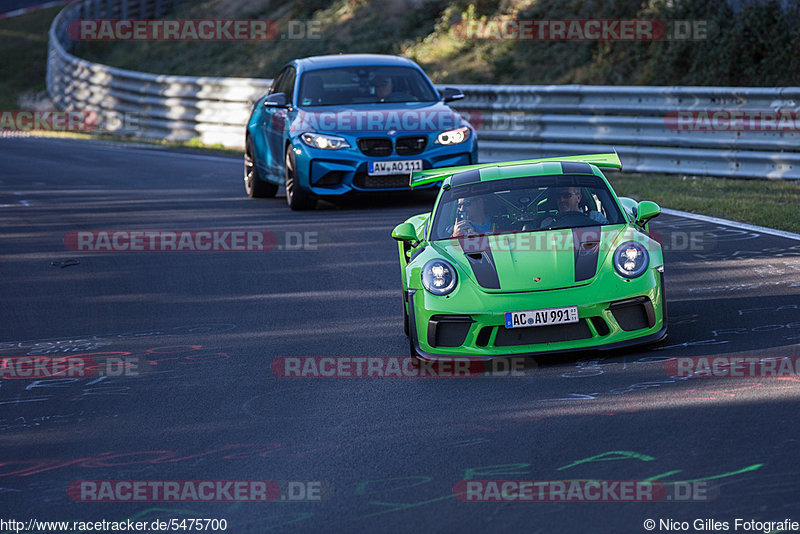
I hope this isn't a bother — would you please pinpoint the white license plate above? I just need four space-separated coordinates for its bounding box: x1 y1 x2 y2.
504 306 579 329
368 160 422 176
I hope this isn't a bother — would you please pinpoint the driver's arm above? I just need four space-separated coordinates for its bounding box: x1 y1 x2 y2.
589 211 608 224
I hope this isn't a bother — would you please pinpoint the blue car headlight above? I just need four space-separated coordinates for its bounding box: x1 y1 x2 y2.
613 241 649 278
422 259 458 296
300 132 350 150
435 126 471 146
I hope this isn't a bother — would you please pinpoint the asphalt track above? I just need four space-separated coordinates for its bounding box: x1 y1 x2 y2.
1 137 799 533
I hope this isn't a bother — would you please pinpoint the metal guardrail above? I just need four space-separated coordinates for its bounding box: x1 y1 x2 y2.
47 0 800 178
47 0 270 148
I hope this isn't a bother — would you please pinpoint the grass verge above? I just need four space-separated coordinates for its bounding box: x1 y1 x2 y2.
609 172 800 234
0 6 63 109
19 130 241 157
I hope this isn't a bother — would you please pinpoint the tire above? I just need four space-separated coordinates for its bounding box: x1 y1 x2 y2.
284 145 315 210
244 136 278 198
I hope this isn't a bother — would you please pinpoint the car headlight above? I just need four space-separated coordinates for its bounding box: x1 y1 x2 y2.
613 241 649 278
421 259 458 295
435 126 470 145
300 132 350 150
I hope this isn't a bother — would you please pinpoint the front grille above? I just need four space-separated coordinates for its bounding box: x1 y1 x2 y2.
353 173 410 189
396 136 427 155
494 320 592 346
357 137 392 157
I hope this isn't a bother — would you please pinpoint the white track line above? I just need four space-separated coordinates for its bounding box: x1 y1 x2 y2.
662 208 800 242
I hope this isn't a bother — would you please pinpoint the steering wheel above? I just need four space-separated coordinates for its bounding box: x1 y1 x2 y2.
520 214 549 231
540 211 592 229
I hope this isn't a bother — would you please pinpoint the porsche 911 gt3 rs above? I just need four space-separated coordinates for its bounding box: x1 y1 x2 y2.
392 153 667 360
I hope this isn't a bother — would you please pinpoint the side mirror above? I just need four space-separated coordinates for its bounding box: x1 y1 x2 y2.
392 222 419 244
264 92 288 107
441 87 465 103
636 201 661 226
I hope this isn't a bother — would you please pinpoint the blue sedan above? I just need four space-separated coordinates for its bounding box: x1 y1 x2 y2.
244 54 479 210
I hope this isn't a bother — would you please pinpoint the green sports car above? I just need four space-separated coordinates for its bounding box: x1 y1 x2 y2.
392 153 667 360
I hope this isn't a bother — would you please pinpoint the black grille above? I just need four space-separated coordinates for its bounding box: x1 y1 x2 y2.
494 320 592 346
314 171 344 187
610 297 655 332
427 315 472 348
476 326 492 347
589 316 610 336
396 136 427 155
357 137 392 157
353 173 410 189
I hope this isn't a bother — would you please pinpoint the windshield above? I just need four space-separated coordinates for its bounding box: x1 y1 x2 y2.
430 174 625 241
298 66 439 106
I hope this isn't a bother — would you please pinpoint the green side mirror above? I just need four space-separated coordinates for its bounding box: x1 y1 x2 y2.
636 201 661 226
392 222 419 243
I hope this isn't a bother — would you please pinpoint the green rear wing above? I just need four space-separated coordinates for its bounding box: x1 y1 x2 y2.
409 152 622 188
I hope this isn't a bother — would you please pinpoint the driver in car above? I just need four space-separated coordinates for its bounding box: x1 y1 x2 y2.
453 196 492 237
540 186 608 228
375 75 393 100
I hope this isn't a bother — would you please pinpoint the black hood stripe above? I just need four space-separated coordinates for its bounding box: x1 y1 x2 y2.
457 236 501 289
560 161 593 174
450 168 483 187
573 227 601 282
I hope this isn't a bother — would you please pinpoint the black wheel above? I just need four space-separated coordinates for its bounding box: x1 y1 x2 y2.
285 145 315 210
244 136 278 198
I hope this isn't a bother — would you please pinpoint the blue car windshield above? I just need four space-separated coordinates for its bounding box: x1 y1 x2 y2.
430 174 625 241
298 66 439 106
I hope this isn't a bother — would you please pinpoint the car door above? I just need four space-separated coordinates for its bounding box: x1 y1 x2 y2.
260 66 296 176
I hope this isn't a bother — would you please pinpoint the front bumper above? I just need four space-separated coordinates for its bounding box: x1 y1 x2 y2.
294 139 476 196
408 270 667 361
